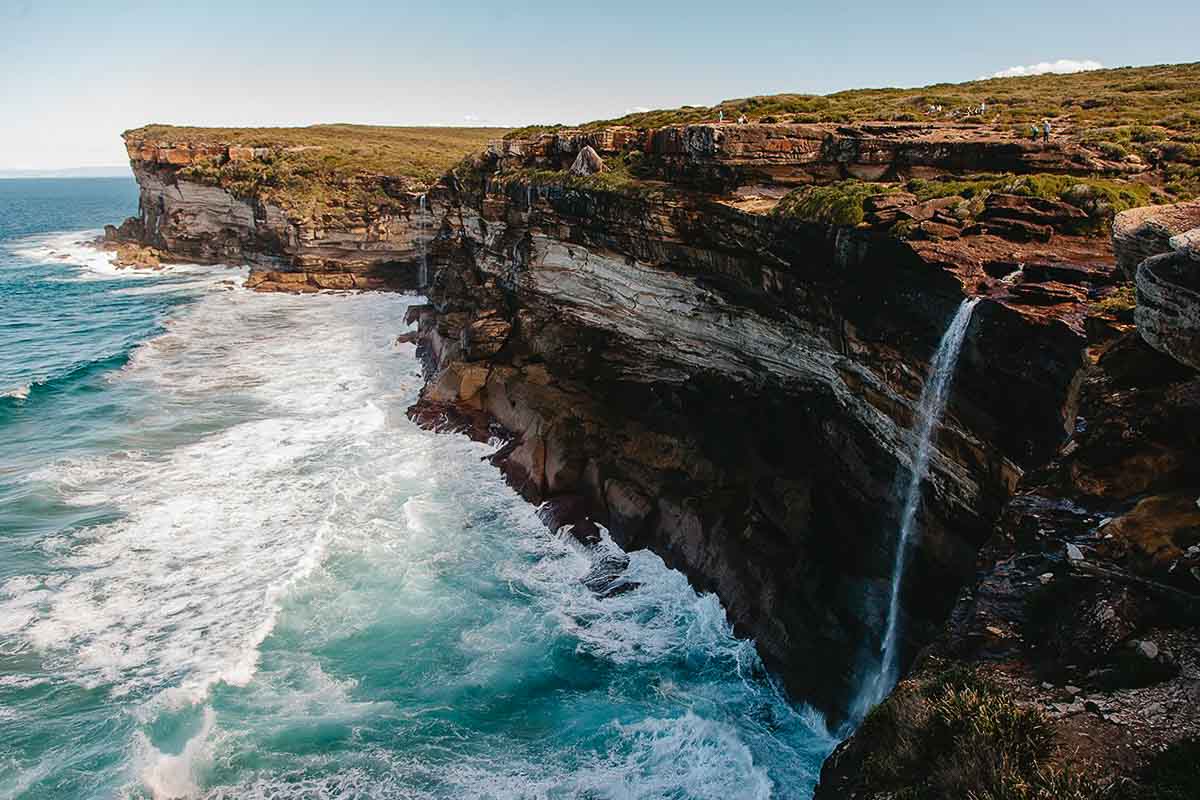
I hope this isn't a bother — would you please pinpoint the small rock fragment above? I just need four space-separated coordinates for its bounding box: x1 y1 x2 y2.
1135 640 1159 660
1066 543 1085 561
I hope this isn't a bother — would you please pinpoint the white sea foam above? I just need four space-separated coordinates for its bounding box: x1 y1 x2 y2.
1 291 414 716
1 383 30 400
194 711 773 800
135 707 218 800
3 273 834 797
6 229 245 287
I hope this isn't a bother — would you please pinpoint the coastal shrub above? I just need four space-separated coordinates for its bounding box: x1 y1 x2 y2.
904 173 1153 226
1098 141 1129 160
772 181 895 226
853 662 1108 800
1094 285 1137 316
503 63 1200 141
136 123 505 217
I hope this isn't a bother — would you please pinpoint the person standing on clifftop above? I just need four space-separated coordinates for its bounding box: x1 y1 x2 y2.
1042 119 1052 142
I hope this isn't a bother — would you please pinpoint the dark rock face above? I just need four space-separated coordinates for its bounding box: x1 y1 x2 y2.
1137 248 1200 371
115 138 436 291
816 235 1200 798
405 160 1110 721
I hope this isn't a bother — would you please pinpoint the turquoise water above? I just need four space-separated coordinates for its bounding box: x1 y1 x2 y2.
0 179 835 799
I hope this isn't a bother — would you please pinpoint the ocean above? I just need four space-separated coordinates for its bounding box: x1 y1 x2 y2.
0 178 835 799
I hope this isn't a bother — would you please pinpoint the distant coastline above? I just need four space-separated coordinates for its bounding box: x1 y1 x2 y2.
0 167 131 180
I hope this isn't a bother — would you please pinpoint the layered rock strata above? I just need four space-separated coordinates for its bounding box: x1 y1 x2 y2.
118 120 1188 758
113 137 444 290
491 122 1138 190
403 126 1130 720
816 201 1200 798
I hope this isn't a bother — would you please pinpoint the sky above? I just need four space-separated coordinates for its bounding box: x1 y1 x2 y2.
1 0 1197 170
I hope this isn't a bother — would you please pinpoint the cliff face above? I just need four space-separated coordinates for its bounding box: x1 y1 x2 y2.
403 122 1131 720
816 201 1200 798
112 136 452 292
116 105 1196 783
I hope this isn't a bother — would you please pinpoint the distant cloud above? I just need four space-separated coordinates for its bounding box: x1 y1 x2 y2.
624 106 652 114
462 114 480 122
989 59 1104 79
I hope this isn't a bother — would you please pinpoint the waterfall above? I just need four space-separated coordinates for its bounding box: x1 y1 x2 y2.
417 194 428 289
852 297 979 722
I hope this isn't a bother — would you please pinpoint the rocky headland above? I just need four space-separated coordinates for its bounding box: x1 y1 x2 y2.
112 62 1200 797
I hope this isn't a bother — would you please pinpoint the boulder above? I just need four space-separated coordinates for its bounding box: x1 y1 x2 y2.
568 146 604 176
897 195 960 223
969 216 1054 242
112 243 163 269
1136 250 1200 370
1113 199 1200 279
980 193 1088 232
1170 226 1200 261
863 192 917 212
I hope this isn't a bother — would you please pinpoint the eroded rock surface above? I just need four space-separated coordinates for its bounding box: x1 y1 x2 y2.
114 137 443 291
817 210 1200 799
404 142 1118 720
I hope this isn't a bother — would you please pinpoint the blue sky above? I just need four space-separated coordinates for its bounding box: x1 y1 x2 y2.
1 0 1197 169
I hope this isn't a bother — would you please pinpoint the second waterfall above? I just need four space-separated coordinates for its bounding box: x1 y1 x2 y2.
853 296 980 721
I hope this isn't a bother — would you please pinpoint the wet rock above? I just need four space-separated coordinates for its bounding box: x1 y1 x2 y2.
461 314 513 361
111 242 163 269
580 548 634 597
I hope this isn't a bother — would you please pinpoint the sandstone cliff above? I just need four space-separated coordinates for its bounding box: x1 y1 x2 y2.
116 63 1200 793
402 119 1146 724
816 200 1200 798
110 125 501 291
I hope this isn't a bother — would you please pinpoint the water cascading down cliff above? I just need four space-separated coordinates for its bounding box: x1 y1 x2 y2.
852 298 980 723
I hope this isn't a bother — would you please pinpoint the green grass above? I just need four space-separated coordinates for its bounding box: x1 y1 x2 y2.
128 124 507 182
126 124 507 218
484 149 667 199
771 173 1155 232
507 62 1200 142
910 173 1154 225
1094 284 1137 315
772 181 895 226
853 663 1107 800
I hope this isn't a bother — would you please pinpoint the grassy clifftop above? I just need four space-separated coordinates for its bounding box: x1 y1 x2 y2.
507 62 1200 138
124 124 509 219
127 124 508 183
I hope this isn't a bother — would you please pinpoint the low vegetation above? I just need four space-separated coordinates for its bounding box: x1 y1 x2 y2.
506 63 1200 201
1093 284 1137 316
480 149 667 200
772 181 894 226
127 124 507 218
773 173 1154 231
508 62 1200 142
853 663 1104 799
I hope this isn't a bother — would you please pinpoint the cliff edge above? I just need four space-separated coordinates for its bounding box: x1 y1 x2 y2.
112 62 1200 795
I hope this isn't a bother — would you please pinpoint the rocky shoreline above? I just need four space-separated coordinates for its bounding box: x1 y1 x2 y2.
111 94 1200 794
